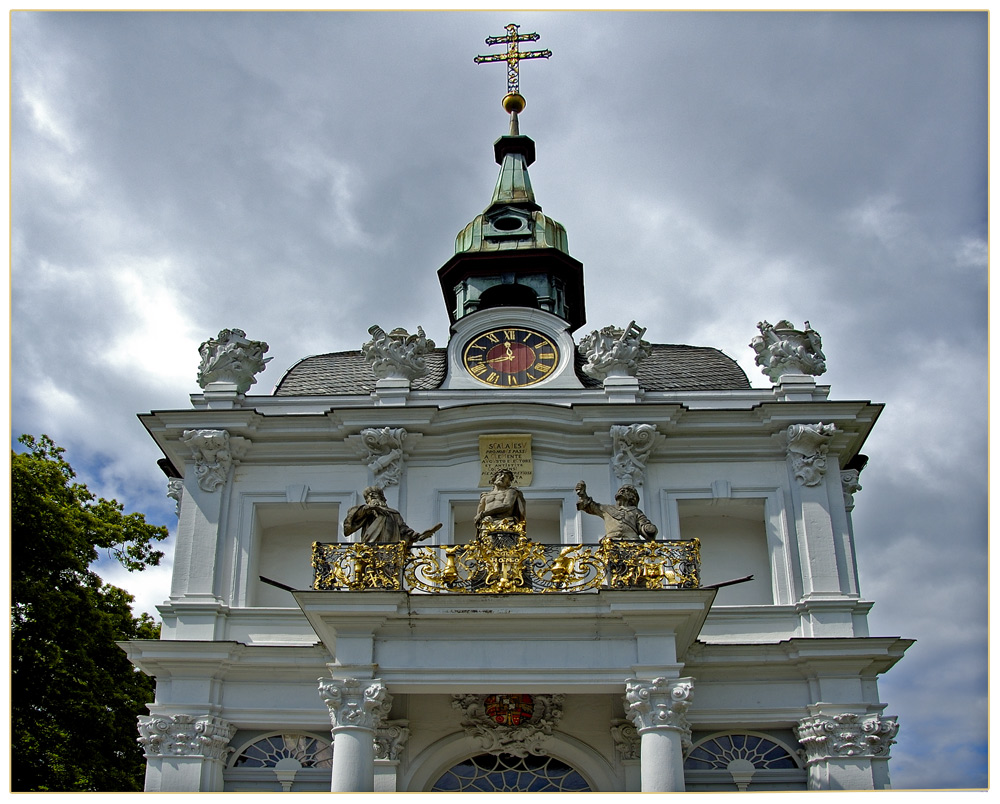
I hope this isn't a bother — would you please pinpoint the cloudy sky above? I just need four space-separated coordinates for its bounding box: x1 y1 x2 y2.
10 10 987 791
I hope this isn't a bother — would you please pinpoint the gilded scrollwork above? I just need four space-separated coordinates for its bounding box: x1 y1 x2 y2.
314 533 699 594
312 541 406 591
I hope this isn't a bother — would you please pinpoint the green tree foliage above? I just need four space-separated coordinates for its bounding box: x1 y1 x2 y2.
12 434 169 791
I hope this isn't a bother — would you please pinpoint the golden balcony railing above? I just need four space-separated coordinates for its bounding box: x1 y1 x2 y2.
312 523 700 595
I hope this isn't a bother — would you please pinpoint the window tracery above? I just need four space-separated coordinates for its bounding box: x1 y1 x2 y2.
431 752 591 792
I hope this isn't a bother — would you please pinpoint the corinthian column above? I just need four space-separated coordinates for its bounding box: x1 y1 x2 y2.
319 677 392 792
624 677 694 792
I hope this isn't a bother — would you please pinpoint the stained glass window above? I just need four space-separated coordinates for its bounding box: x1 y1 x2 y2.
431 753 591 792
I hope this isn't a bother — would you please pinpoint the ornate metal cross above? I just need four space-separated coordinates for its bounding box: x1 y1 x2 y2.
475 23 551 97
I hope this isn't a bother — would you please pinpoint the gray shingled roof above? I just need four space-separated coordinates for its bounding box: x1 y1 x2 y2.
273 344 750 396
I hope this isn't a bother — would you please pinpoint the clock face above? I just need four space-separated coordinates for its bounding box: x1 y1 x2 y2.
463 327 560 387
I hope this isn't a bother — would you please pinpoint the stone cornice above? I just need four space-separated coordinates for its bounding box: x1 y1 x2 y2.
140 399 884 473
683 636 914 678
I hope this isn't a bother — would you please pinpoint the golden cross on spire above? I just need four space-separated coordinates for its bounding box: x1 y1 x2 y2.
475 23 551 106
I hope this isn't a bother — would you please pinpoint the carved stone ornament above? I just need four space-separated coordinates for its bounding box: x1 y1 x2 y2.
452 693 565 757
610 718 641 761
750 319 826 383
359 427 407 489
611 423 658 486
137 713 236 763
578 321 651 381
841 469 862 512
375 719 411 760
166 477 184 516
362 324 436 381
197 328 272 393
318 677 392 733
786 423 837 487
624 677 694 741
180 429 250 492
794 712 898 765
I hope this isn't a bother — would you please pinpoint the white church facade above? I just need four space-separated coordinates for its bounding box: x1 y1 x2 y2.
122 26 910 793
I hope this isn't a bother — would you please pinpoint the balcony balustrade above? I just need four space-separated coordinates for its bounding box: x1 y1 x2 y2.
312 521 699 595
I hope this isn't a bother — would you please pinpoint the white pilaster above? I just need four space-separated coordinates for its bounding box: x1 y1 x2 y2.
137 713 235 792
795 708 898 790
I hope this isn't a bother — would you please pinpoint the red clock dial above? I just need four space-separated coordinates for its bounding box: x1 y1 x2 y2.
463 327 560 387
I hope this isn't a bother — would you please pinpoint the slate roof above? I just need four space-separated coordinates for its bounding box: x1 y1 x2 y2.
273 344 750 396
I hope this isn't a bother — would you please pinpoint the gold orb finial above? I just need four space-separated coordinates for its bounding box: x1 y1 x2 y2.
502 93 526 114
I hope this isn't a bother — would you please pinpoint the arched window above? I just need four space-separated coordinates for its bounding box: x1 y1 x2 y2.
225 733 332 792
233 733 333 768
478 283 539 312
431 753 591 792
684 732 805 791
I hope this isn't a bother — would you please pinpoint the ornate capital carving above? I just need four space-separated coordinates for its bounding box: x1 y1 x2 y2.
786 423 837 487
795 712 898 765
137 713 236 763
180 429 249 492
750 319 826 383
362 325 435 381
624 677 694 738
452 693 564 757
579 321 651 381
841 469 863 511
166 477 184 516
610 423 658 486
197 328 272 392
359 427 407 489
318 677 391 733
375 719 411 760
610 718 641 761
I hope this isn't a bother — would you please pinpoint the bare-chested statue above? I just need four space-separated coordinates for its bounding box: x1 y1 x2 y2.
475 469 526 531
343 486 441 546
575 481 657 542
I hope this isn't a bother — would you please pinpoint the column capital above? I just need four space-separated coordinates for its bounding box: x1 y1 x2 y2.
795 711 898 765
319 677 392 733
137 713 236 763
624 676 694 736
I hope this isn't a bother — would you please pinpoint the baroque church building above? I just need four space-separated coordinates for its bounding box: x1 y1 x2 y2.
123 26 911 793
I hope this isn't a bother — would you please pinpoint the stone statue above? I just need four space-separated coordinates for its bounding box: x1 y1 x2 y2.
475 469 526 533
575 481 657 541
343 486 441 546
